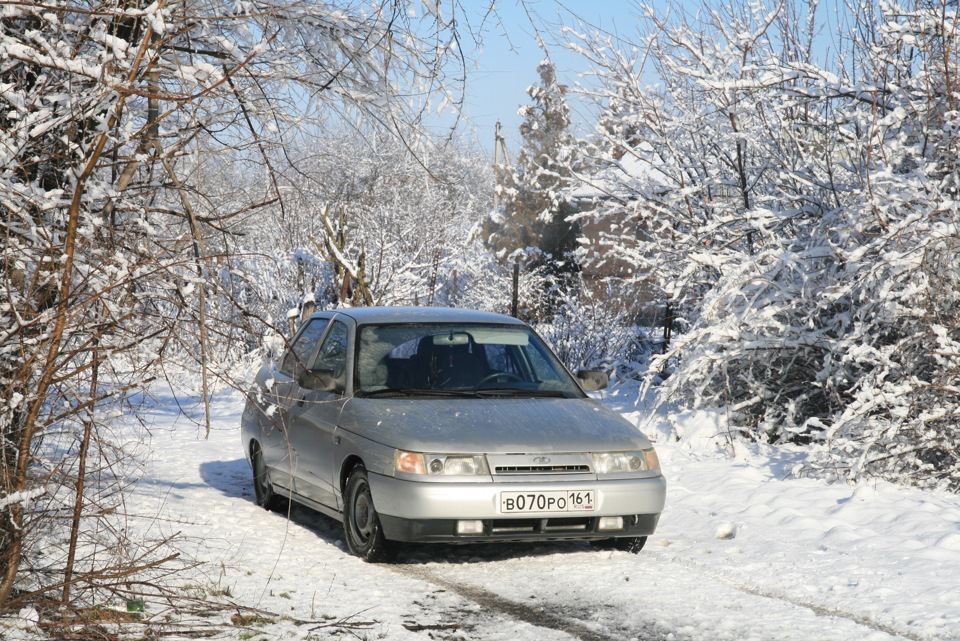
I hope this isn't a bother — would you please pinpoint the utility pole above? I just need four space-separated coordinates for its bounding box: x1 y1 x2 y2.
493 120 510 212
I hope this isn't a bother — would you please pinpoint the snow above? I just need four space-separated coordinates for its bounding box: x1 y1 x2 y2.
0 487 47 510
5 385 958 640
713 521 736 540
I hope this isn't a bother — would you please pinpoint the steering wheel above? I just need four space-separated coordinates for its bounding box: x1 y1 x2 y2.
474 371 524 389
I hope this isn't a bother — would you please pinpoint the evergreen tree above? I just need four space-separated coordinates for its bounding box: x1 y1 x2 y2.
486 59 581 310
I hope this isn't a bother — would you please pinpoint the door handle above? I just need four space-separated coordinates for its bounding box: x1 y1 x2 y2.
297 394 306 407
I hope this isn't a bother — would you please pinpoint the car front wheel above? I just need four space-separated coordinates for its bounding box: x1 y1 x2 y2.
343 465 397 562
590 536 647 553
252 444 286 513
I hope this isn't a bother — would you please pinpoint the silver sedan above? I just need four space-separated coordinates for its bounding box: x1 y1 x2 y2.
241 307 666 561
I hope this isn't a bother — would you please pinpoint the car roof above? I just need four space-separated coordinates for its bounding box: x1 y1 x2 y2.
309 306 527 326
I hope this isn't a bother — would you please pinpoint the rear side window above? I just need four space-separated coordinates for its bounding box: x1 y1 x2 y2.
280 319 329 377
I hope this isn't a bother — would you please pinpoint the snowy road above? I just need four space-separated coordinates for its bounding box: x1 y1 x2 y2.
394 548 925 641
116 388 960 641
393 552 920 641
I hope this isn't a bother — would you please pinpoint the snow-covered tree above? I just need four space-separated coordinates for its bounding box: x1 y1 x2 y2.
566 0 960 490
568 0 835 323
0 0 472 609
240 129 498 314
486 59 582 310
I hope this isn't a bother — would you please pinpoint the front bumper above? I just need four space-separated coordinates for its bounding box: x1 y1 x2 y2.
379 513 660 543
369 472 666 543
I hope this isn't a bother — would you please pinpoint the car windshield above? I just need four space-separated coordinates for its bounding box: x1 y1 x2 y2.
355 323 583 397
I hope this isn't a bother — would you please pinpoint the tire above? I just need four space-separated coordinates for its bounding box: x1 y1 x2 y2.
590 536 647 553
252 444 287 513
343 465 397 562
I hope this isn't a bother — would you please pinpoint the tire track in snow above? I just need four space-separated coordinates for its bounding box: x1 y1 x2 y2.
645 549 922 641
396 564 677 641
393 546 921 641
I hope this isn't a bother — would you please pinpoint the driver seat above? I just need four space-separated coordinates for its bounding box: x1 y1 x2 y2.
415 339 488 388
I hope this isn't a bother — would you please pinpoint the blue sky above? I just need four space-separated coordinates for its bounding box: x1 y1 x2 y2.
446 0 846 156
450 0 655 155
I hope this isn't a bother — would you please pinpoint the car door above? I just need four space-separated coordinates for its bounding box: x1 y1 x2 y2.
263 317 330 492
286 319 350 508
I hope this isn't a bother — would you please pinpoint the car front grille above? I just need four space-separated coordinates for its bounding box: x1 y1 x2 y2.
494 464 591 475
487 453 593 476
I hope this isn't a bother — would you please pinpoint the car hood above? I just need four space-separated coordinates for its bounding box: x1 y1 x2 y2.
337 397 652 453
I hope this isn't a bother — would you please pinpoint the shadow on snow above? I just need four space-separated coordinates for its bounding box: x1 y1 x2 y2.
198 457 598 564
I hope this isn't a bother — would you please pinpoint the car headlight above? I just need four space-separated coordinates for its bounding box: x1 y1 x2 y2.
593 449 660 473
395 450 490 476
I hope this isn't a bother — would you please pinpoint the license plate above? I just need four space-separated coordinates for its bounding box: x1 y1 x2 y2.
499 490 595 513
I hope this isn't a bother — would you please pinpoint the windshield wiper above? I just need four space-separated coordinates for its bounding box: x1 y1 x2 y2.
356 387 481 398
474 388 570 398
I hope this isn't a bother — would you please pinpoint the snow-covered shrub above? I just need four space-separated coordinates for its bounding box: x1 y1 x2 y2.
565 0 960 489
812 192 960 490
429 239 515 314
533 287 654 378
646 239 842 443
265 132 493 310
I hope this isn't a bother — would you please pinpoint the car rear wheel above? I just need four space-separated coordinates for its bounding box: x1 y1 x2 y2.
590 536 647 553
343 465 397 562
252 444 287 513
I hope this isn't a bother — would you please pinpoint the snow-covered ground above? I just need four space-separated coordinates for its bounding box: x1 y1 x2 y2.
5 385 960 641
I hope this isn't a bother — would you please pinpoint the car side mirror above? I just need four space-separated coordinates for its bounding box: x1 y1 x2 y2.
299 369 342 393
577 369 609 392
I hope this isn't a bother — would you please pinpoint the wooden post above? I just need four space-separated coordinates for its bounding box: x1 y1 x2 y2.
287 310 298 337
340 272 351 304
662 301 673 352
300 299 315 324
511 261 520 318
